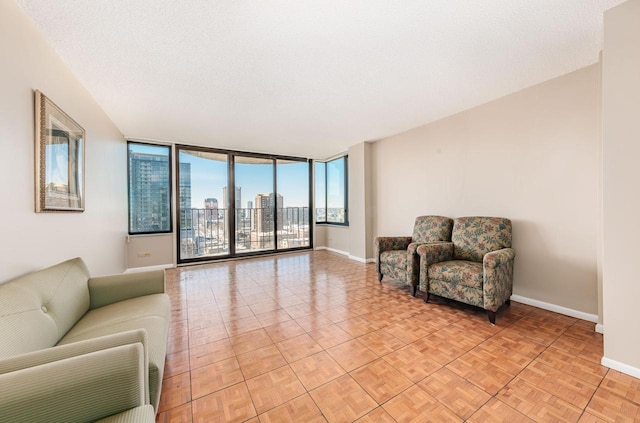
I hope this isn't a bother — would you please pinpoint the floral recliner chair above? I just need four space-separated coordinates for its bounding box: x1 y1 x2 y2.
417 216 515 324
375 216 454 296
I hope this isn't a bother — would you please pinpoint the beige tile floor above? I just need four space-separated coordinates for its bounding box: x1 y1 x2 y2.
156 250 639 423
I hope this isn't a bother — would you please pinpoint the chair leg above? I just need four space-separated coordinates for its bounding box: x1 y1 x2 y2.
505 299 511 307
424 292 430 303
411 285 417 297
487 310 496 325
378 273 383 282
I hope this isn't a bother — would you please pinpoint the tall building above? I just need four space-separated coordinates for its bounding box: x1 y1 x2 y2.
204 198 218 210
255 193 283 233
204 197 218 221
179 162 192 229
222 186 242 211
128 151 170 232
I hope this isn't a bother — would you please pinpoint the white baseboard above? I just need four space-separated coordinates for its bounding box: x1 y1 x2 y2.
125 263 174 273
601 357 640 379
315 247 374 263
314 246 348 256
509 295 598 323
348 255 376 264
595 323 604 334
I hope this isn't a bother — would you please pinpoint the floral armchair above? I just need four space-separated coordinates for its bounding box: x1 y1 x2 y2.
375 216 454 296
417 216 515 324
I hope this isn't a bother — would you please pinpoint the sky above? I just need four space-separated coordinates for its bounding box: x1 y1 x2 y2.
129 143 316 209
179 151 310 209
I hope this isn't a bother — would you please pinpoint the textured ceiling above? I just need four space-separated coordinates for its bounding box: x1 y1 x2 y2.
16 0 624 159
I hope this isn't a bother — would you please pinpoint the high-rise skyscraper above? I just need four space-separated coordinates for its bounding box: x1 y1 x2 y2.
222 186 242 211
179 162 192 229
204 197 218 221
128 150 170 232
204 198 218 210
255 193 283 233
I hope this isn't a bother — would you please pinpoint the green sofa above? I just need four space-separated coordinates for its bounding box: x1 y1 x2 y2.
0 257 170 422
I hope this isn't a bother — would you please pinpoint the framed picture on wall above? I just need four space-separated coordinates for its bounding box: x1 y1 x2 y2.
34 90 85 212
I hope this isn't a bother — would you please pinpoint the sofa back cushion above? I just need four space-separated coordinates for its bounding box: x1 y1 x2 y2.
412 216 454 244
0 258 91 358
452 217 512 262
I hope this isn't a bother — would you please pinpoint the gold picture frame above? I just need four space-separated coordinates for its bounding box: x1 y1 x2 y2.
35 90 85 212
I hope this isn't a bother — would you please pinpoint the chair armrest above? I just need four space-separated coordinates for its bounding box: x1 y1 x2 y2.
483 248 516 312
407 242 443 287
0 343 147 423
417 242 454 292
374 236 412 272
416 242 454 264
89 270 165 309
375 236 412 252
483 248 516 268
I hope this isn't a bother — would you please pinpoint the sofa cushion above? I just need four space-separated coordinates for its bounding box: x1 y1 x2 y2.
452 217 512 262
57 293 170 410
0 258 90 358
428 260 483 289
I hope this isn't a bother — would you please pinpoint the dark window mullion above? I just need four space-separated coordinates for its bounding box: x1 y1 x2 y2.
229 154 236 257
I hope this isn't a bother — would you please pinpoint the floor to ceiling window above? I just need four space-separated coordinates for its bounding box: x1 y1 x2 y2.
315 156 348 225
176 146 311 263
177 149 229 260
234 155 275 254
276 159 310 249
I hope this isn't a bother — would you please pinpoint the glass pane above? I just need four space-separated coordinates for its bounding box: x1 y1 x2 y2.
178 149 229 260
235 156 275 253
326 157 347 223
314 162 326 222
277 160 310 249
128 143 171 233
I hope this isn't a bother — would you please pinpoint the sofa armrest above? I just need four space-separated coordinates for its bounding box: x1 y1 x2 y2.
0 343 147 423
417 242 454 292
89 270 165 309
94 405 155 423
374 236 412 272
0 329 150 405
483 248 516 312
0 329 148 374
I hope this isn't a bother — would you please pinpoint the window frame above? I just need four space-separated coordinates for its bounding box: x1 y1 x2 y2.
127 141 173 235
174 144 313 264
315 155 349 226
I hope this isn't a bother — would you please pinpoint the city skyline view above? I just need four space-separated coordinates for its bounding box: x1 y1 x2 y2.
129 143 311 259
179 150 310 209
128 142 346 261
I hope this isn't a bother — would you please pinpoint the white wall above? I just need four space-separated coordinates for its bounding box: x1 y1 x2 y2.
319 225 351 255
126 234 174 270
348 142 374 261
0 0 128 281
602 0 640 375
371 64 601 315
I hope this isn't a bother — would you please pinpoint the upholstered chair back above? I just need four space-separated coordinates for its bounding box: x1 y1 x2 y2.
452 217 512 262
412 216 454 244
